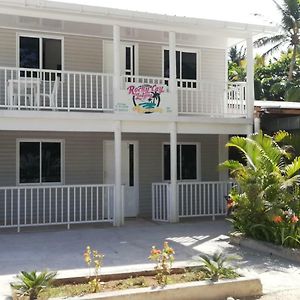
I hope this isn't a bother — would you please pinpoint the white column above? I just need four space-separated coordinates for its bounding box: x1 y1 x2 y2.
169 31 178 115
114 120 124 226
113 25 121 97
218 135 229 181
246 35 255 121
254 111 261 133
169 122 179 223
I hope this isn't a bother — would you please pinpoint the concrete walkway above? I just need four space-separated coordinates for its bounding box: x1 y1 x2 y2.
1 219 300 299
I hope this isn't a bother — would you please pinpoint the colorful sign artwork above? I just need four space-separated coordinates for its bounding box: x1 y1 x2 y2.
127 84 165 114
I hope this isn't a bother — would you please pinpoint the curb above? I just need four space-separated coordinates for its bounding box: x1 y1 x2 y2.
230 232 300 264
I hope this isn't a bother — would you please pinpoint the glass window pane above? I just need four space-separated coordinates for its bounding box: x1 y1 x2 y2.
42 142 61 183
163 144 170 180
19 37 40 69
164 50 169 78
42 38 62 71
181 145 197 180
164 145 180 180
182 52 197 80
176 51 181 79
125 47 131 71
20 142 40 184
129 144 134 187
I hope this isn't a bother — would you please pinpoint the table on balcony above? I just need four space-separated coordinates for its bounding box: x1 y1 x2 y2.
7 78 41 108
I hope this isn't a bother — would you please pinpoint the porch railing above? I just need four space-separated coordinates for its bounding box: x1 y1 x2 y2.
0 67 114 112
0 184 115 231
152 183 170 222
178 181 235 219
178 80 247 117
152 181 235 222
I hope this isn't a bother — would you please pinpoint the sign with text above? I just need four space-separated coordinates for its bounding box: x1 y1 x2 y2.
115 83 174 115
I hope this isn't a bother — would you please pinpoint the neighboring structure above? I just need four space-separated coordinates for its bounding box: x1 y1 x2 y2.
0 0 273 231
255 100 300 133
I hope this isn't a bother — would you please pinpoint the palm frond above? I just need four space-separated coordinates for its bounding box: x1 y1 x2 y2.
254 35 288 48
285 156 300 178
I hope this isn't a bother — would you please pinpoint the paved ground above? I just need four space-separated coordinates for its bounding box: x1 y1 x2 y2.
1 219 300 299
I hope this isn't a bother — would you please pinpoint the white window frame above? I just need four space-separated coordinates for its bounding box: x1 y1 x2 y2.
162 142 201 182
16 33 64 71
161 47 200 81
16 139 65 186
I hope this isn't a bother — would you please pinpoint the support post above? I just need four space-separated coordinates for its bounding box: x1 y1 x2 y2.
114 121 124 226
113 25 121 102
169 31 178 115
218 135 229 181
169 122 179 223
246 35 255 122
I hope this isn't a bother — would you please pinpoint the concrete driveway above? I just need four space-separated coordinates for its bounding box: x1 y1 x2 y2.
1 219 300 299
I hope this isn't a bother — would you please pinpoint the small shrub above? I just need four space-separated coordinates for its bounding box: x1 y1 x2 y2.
84 246 104 293
198 252 239 282
10 270 56 300
148 241 175 286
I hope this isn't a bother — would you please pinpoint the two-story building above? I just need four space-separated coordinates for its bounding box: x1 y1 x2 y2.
0 0 274 231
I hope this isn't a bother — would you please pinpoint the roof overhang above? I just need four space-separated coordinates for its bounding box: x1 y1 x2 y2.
0 0 277 41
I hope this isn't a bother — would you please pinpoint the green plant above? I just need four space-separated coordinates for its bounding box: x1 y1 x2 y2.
254 0 299 81
148 241 175 285
84 246 104 293
198 252 239 282
221 131 300 248
10 270 56 300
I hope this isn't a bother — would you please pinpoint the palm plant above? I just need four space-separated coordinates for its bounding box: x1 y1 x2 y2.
198 252 239 282
10 270 57 300
254 0 300 81
220 131 300 247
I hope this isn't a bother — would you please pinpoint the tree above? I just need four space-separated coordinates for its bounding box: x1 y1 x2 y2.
254 0 300 81
220 131 300 247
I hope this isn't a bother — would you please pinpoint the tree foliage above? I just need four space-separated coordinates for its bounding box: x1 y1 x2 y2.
220 131 300 248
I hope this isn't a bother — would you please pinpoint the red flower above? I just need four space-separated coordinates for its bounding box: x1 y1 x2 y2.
291 215 299 223
272 215 283 224
151 248 161 255
227 199 234 208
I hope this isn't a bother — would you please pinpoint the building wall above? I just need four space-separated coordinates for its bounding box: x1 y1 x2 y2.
0 131 220 217
0 28 226 82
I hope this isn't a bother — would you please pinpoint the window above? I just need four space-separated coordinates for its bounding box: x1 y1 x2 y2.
164 49 197 87
163 144 198 181
18 141 63 184
19 35 62 71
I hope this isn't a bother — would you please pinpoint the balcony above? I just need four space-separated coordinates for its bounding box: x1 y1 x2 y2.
0 67 247 118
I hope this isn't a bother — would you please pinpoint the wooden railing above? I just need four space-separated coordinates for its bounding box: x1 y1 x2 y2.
0 184 115 231
0 67 114 112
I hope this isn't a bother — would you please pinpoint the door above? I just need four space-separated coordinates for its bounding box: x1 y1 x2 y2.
103 140 139 217
103 41 136 76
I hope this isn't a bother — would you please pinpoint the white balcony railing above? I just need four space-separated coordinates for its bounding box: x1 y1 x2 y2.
178 79 247 116
0 67 114 112
0 68 247 118
0 184 115 231
152 181 235 222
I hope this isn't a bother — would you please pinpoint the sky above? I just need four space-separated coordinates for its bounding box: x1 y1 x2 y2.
50 0 282 26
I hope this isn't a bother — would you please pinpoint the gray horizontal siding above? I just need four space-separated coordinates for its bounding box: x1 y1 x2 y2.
0 131 220 218
139 43 162 77
64 35 103 72
201 48 226 82
0 28 16 67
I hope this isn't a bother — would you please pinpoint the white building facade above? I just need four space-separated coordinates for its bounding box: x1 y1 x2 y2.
0 0 273 231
